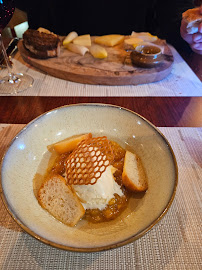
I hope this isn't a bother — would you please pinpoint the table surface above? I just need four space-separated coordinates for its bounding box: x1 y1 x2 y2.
178 49 202 82
0 38 202 269
0 96 202 127
177 48 202 82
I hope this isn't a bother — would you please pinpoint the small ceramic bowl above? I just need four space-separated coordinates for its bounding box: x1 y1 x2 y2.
130 43 163 68
0 104 178 252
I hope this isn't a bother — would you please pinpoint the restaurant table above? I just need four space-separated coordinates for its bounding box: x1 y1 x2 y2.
0 41 202 270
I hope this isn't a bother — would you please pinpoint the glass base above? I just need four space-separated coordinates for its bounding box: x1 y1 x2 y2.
0 73 34 94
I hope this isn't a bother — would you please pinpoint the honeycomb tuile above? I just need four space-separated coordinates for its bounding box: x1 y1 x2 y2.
65 136 114 185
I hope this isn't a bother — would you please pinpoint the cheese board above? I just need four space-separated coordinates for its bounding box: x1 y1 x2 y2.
18 37 174 85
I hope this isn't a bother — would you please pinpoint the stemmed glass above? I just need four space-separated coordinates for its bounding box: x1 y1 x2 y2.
0 0 33 94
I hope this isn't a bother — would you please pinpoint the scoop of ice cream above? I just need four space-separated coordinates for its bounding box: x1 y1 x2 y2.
72 165 123 210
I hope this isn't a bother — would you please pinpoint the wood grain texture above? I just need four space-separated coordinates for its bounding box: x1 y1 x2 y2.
18 38 174 85
0 97 201 127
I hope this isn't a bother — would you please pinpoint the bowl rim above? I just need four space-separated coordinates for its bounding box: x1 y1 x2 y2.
0 103 178 252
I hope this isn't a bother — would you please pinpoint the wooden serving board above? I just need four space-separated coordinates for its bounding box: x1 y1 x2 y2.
18 38 174 85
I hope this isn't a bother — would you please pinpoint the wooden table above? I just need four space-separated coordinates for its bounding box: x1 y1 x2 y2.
0 96 201 127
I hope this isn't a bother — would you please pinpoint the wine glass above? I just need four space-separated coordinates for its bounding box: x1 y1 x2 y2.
0 0 33 94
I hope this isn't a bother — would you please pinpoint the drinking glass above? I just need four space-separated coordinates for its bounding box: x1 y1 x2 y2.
0 0 33 94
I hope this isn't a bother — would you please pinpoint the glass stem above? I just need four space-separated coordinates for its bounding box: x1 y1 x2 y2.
0 33 17 83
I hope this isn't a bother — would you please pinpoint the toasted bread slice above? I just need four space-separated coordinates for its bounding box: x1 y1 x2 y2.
38 174 85 226
122 151 148 192
182 7 202 34
48 133 92 154
23 29 60 59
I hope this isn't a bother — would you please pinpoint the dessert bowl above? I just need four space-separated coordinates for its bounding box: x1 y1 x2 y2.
0 104 178 252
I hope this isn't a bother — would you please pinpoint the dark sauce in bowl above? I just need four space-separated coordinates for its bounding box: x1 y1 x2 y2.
130 43 163 68
140 46 161 55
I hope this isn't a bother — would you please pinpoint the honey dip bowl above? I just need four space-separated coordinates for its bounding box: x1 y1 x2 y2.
0 104 178 252
130 43 163 68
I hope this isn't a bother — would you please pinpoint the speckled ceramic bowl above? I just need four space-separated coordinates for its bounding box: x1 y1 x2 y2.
0 104 178 252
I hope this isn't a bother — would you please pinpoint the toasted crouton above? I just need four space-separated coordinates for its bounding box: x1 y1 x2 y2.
122 151 148 192
38 174 85 226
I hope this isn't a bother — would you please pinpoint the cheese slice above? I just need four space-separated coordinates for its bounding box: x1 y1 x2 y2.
94 35 124 47
131 32 158 42
124 37 143 45
89 45 108 59
73 34 91 47
63 31 78 45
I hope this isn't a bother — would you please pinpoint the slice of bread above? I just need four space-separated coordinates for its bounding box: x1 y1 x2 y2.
122 151 148 192
23 29 61 59
48 133 92 154
182 7 202 34
38 174 85 226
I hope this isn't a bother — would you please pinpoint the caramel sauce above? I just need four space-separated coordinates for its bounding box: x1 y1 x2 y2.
140 46 161 55
85 193 128 223
49 152 70 176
